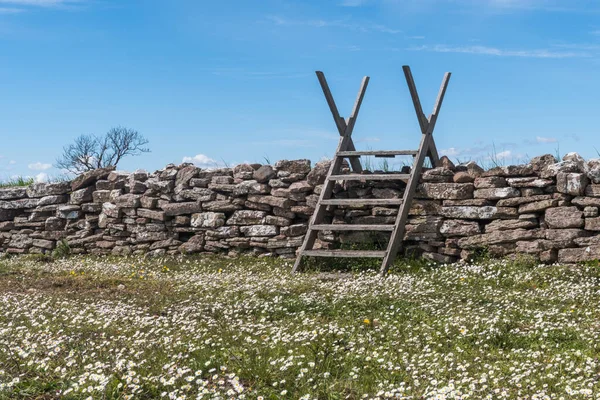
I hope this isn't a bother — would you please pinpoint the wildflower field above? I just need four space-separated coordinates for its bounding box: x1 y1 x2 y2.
1 255 600 399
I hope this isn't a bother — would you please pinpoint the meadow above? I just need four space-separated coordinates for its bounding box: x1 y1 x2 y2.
1 254 600 399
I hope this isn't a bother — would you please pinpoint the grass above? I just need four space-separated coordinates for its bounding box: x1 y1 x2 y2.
0 177 34 188
1 254 600 399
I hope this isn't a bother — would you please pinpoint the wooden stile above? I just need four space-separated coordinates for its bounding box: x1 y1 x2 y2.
292 66 451 276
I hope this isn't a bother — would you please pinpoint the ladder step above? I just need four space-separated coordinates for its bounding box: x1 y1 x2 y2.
321 198 403 206
312 224 395 231
329 174 410 181
338 150 418 157
303 249 387 258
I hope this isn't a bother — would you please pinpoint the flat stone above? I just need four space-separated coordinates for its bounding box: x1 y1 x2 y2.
137 208 166 221
281 223 307 237
530 154 557 173
474 176 507 189
307 160 330 186
227 210 267 225
440 220 481 237
71 167 115 191
191 212 226 228
179 234 204 253
556 172 588 196
485 218 538 232
0 187 27 200
558 246 600 263
274 159 311 174
101 203 120 218
45 217 65 231
584 185 600 197
32 239 54 250
38 195 69 206
496 194 552 207
474 187 520 200
115 194 141 208
70 187 94 205
541 161 580 179
546 229 589 245
506 177 553 188
177 188 216 202
161 202 202 216
253 165 277 183
247 195 293 209
458 229 544 249
453 172 474 183
416 183 474 200
545 206 583 229
518 199 558 214
240 225 279 237
202 201 242 212
421 167 454 183
584 217 600 231
439 206 517 220
584 206 599 218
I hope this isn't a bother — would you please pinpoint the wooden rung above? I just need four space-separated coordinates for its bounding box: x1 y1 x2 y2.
311 224 395 231
329 174 410 181
337 150 418 157
302 249 386 258
321 198 403 206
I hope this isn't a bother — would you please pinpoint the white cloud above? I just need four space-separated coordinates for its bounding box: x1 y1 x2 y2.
409 44 590 58
495 150 512 159
28 162 52 171
536 136 557 143
441 147 461 156
34 172 48 183
8 160 16 165
0 0 80 6
0 6 22 13
182 154 221 169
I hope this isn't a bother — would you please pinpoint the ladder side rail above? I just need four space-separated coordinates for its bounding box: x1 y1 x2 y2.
379 134 432 276
402 66 429 134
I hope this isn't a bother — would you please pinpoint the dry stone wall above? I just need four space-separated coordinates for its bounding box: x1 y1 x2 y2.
3 152 600 263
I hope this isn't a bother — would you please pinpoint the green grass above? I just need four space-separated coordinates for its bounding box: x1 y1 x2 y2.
0 177 34 188
1 254 600 399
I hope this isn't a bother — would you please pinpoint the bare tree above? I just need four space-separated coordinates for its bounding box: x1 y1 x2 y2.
56 127 150 174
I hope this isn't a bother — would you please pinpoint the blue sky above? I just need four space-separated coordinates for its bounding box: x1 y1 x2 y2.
1 0 600 181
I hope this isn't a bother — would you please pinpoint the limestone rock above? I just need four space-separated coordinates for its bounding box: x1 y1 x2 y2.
161 202 202 216
439 220 480 237
584 185 600 198
530 154 557 173
253 165 277 183
540 161 579 179
191 212 226 228
439 206 516 220
101 203 120 219
240 225 279 237
545 206 583 229
421 167 454 183
27 182 71 198
232 164 254 180
439 156 456 171
556 172 588 196
474 176 506 189
453 172 474 183
458 229 543 249
474 187 520 200
70 187 94 205
506 177 553 188
416 183 474 200
137 209 166 221
227 210 267 225
485 218 538 232
0 187 27 200
558 246 600 263
586 159 600 184
307 160 330 186
71 167 115 191
274 159 311 175
517 199 558 214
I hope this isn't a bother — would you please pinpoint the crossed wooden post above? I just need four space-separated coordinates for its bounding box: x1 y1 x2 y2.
292 66 451 276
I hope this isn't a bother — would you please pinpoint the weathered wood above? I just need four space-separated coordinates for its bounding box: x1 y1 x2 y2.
316 71 363 173
311 224 395 231
303 250 386 258
403 65 429 134
321 198 403 206
337 150 417 157
328 174 410 181
292 73 370 273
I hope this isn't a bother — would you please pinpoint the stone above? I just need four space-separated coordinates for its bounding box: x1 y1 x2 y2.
545 207 583 229
545 229 588 245
0 198 39 210
70 187 94 204
189 178 210 188
563 152 586 172
558 246 600 263
71 167 115 191
32 239 54 250
307 160 330 186
191 212 226 228
174 165 199 188
517 199 558 214
140 196 158 209
253 165 277 183
458 229 544 249
439 206 516 220
227 210 267 225
496 194 552 207
45 217 65 231
0 187 27 200
27 182 71 198
474 187 520 200
439 156 455 171
92 190 111 203
161 202 202 216
202 201 242 212
372 188 402 199
137 209 166 221
540 161 579 179
232 164 255 180
115 194 141 208
281 224 308 237
101 203 121 219
456 161 484 177
177 188 216 202
247 195 292 209
556 172 588 196
274 159 311 174
439 220 480 237
485 218 538 232
443 199 492 206
516 240 553 254
265 215 291 226
586 159 600 184
530 154 557 173
421 167 454 183
584 185 600 197
179 234 204 253
584 217 600 231
289 181 313 193
82 203 102 213
240 225 278 237
38 195 69 206
506 177 553 188
474 176 506 189
416 183 474 200
9 234 33 249
136 231 170 243
584 206 599 218
236 180 270 195
129 181 147 194
453 172 474 183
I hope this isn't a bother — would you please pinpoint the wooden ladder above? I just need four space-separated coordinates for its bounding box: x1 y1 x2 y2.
292 66 451 276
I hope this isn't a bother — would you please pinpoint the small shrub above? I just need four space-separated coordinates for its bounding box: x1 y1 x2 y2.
52 239 71 259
